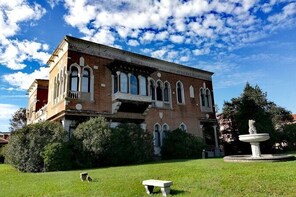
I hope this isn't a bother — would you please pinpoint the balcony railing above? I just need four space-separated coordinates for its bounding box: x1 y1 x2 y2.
112 92 152 103
68 91 90 101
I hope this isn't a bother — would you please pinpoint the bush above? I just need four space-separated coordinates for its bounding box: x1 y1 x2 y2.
72 117 153 167
4 121 67 172
108 123 153 165
72 116 112 168
43 142 72 171
161 129 206 160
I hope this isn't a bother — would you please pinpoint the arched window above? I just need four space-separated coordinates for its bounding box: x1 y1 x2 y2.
189 85 194 98
53 76 57 100
176 81 185 104
120 72 128 93
70 67 79 91
206 89 211 107
156 81 163 101
59 72 63 96
82 68 90 92
154 124 161 147
63 69 67 95
162 124 169 132
164 82 170 102
149 79 155 100
179 123 187 132
130 74 138 95
162 124 169 141
200 88 205 106
139 76 147 96
56 74 60 98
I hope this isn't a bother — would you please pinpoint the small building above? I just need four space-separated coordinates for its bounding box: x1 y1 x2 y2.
27 79 49 124
292 114 296 123
27 36 220 155
0 132 10 147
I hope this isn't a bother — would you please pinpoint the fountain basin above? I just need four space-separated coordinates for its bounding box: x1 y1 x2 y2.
239 133 270 143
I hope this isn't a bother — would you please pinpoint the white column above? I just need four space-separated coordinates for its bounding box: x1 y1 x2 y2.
61 119 72 140
212 125 220 156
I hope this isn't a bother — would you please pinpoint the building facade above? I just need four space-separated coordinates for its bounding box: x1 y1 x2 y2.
27 36 219 155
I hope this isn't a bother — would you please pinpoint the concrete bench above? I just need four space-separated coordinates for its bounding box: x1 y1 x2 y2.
142 179 173 196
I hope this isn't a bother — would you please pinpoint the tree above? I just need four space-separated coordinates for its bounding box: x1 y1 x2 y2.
222 83 292 154
9 108 27 132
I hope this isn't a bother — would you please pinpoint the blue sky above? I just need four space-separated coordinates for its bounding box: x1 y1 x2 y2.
0 0 296 132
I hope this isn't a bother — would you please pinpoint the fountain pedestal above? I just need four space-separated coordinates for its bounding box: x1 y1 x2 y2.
250 142 261 157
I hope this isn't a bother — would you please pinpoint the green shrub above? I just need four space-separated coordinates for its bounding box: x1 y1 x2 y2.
108 123 153 165
72 116 112 168
43 142 72 171
72 117 153 167
4 121 67 172
161 129 206 160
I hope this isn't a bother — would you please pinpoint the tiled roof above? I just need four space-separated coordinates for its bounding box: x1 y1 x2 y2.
0 138 8 144
293 114 296 121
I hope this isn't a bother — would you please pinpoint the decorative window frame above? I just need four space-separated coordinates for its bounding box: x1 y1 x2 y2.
199 82 213 112
179 122 187 132
153 123 162 147
176 81 185 104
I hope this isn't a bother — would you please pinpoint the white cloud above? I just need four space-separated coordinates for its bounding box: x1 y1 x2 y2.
3 67 49 90
155 31 169 40
127 39 139 46
83 27 115 45
193 48 210 56
0 104 19 120
0 1 49 70
268 2 296 23
60 0 296 58
151 48 167 59
180 56 190 62
0 1 46 38
140 31 155 43
116 26 131 39
47 0 63 9
170 35 184 44
0 39 50 70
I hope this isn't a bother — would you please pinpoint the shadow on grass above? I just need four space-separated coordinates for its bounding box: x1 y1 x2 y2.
170 189 187 195
150 188 187 196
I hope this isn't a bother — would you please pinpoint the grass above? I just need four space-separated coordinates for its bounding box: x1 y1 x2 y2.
1 158 296 197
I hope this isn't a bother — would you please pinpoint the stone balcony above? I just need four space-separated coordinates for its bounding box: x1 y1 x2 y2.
112 92 152 114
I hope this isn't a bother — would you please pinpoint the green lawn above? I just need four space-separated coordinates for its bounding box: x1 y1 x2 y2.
1 158 296 197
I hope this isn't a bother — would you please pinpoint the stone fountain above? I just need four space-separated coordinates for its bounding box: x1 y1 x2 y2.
239 120 270 158
224 120 295 162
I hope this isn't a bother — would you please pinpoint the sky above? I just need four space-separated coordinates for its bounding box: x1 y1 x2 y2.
0 0 296 132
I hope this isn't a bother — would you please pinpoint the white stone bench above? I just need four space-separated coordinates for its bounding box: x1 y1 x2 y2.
142 179 173 196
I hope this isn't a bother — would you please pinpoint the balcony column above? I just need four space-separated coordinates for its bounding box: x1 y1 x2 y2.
138 75 142 95
128 73 131 94
66 71 70 97
116 71 120 92
78 72 82 92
